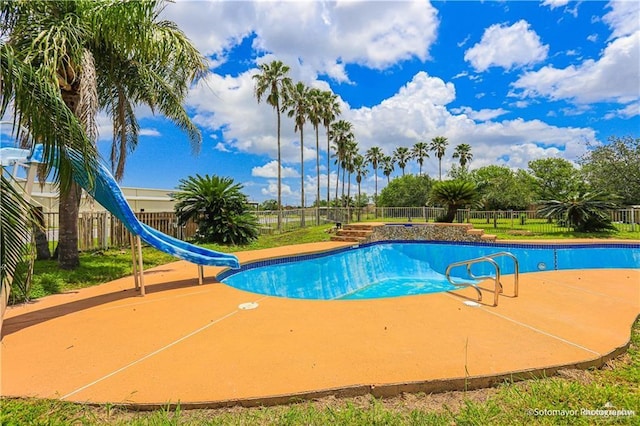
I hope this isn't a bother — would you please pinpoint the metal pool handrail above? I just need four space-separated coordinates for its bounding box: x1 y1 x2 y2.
445 252 519 306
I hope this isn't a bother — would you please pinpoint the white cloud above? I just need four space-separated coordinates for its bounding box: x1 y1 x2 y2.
604 101 640 120
214 142 231 153
450 106 509 122
457 34 470 48
261 180 295 198
163 0 439 81
603 0 640 39
510 31 640 105
541 0 570 10
139 128 161 137
511 100 531 109
587 33 598 42
464 20 549 72
341 72 596 176
252 160 299 179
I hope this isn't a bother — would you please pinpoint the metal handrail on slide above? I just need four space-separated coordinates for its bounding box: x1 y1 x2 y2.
445 252 519 306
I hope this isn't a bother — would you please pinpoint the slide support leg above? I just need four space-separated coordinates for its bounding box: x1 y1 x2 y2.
130 233 139 290
198 265 204 285
136 235 145 296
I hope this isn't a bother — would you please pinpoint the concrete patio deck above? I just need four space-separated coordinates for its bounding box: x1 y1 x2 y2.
1 241 639 409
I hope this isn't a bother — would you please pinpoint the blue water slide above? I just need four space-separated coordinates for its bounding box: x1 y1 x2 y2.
3 145 240 269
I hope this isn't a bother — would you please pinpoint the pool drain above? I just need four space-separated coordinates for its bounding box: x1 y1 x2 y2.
239 302 259 310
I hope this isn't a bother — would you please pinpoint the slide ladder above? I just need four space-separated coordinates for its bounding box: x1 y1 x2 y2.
445 252 519 306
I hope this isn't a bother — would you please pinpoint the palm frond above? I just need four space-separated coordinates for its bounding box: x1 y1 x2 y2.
1 175 37 303
0 42 97 195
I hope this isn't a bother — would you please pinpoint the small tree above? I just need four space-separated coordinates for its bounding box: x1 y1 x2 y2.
430 180 479 223
260 199 278 211
174 175 258 245
378 175 433 207
580 136 640 205
537 192 620 232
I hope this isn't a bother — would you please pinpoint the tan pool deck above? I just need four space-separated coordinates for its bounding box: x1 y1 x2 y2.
1 240 639 409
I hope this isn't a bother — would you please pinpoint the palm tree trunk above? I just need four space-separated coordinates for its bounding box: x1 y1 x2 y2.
276 108 282 230
32 206 50 260
374 166 378 218
445 206 457 223
346 171 351 220
374 167 378 205
334 165 340 205
326 131 331 207
300 128 305 226
341 165 346 205
315 126 320 225
357 181 362 221
57 182 82 269
57 87 83 269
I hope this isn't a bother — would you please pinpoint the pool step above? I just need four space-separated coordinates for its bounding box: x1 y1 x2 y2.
466 228 497 242
481 233 498 242
330 224 375 243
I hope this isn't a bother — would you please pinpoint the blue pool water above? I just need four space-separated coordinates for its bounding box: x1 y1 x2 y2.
219 241 640 300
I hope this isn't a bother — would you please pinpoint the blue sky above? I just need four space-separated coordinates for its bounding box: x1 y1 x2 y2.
101 0 639 205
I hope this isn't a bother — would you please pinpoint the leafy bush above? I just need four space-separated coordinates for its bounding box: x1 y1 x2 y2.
377 174 433 207
537 191 619 232
430 180 480 223
174 174 258 245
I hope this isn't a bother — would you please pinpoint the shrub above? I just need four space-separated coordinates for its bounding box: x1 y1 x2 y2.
537 191 620 232
174 174 258 245
430 180 480 223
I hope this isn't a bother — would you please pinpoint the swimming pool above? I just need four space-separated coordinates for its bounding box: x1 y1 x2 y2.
219 241 640 300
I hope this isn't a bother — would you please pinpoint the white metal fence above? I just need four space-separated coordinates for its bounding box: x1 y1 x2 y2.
39 207 639 252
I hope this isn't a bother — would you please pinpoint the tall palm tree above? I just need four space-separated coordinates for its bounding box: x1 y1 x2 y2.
329 120 353 205
365 146 383 206
286 81 310 223
381 155 395 183
307 88 323 219
343 139 359 210
393 146 411 176
1 43 97 326
430 136 449 181
353 154 369 221
253 60 292 230
2 0 206 269
412 142 430 176
453 143 473 171
320 91 341 206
